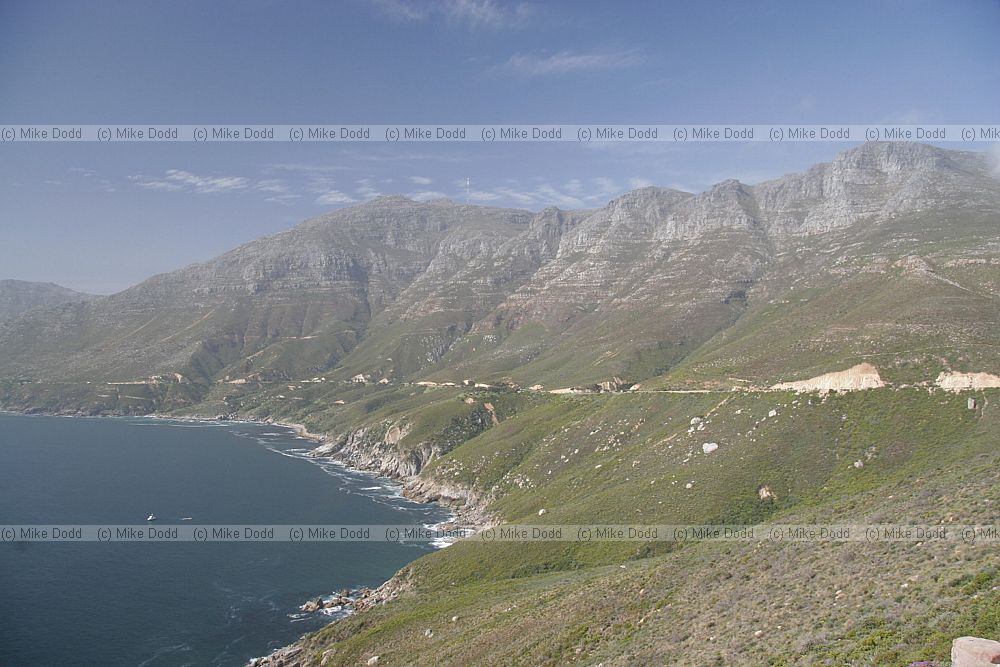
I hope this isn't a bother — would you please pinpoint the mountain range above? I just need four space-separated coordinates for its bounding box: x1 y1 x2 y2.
3 142 1000 665
2 142 998 402
0 279 93 325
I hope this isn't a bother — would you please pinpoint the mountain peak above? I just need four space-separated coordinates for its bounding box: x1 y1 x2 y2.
607 186 693 211
709 178 748 193
830 141 994 178
364 194 418 206
0 280 95 324
834 140 948 170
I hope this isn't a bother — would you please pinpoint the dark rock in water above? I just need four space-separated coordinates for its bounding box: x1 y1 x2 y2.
299 598 323 613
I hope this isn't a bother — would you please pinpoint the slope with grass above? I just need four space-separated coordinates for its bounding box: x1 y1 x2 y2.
268 387 1000 666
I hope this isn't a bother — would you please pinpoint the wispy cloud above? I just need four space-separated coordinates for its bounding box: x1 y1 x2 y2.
372 0 535 30
371 0 427 21
443 0 535 29
255 179 300 203
129 165 396 208
129 169 306 202
497 49 644 77
261 163 351 198
315 190 358 205
130 169 249 194
255 179 292 195
355 177 381 200
265 163 358 175
410 190 449 201
460 176 646 209
124 162 659 212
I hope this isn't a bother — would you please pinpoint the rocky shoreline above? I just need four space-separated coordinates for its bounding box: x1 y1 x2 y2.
165 412 494 667
248 577 415 667
234 415 494 667
215 414 494 534
4 402 498 530
0 405 494 667
122 410 490 532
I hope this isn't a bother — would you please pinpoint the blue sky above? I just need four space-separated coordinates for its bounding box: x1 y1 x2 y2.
2 0 999 293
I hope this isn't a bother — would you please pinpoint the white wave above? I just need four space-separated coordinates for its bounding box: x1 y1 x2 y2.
235 422 454 526
320 607 353 618
137 643 192 667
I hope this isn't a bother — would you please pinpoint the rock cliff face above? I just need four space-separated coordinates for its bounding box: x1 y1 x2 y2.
306 415 495 526
309 421 432 478
1 142 998 399
752 142 997 233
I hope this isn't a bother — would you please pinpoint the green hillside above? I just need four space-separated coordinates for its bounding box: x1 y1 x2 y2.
272 387 1000 666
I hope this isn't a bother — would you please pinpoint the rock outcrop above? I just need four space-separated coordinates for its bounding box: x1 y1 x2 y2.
247 646 303 667
771 363 885 393
307 414 496 529
951 636 1000 666
309 421 430 478
936 371 1000 392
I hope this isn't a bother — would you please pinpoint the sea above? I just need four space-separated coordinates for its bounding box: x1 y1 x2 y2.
0 412 450 666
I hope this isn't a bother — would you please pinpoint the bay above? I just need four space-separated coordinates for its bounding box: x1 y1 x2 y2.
0 412 448 666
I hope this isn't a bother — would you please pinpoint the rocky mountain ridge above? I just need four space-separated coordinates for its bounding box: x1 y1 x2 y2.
1 142 998 407
0 279 94 324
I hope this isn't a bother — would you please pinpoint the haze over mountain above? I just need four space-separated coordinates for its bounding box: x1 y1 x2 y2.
0 280 94 324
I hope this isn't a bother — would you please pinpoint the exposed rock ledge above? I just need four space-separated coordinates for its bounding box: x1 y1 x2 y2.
936 371 1000 392
770 363 885 393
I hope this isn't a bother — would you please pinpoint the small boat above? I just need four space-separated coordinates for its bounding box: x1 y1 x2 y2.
146 514 157 521
180 517 193 521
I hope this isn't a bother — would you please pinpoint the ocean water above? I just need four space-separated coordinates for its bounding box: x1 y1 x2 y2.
0 412 449 666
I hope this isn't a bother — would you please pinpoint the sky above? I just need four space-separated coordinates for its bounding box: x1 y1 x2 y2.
1 0 999 293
